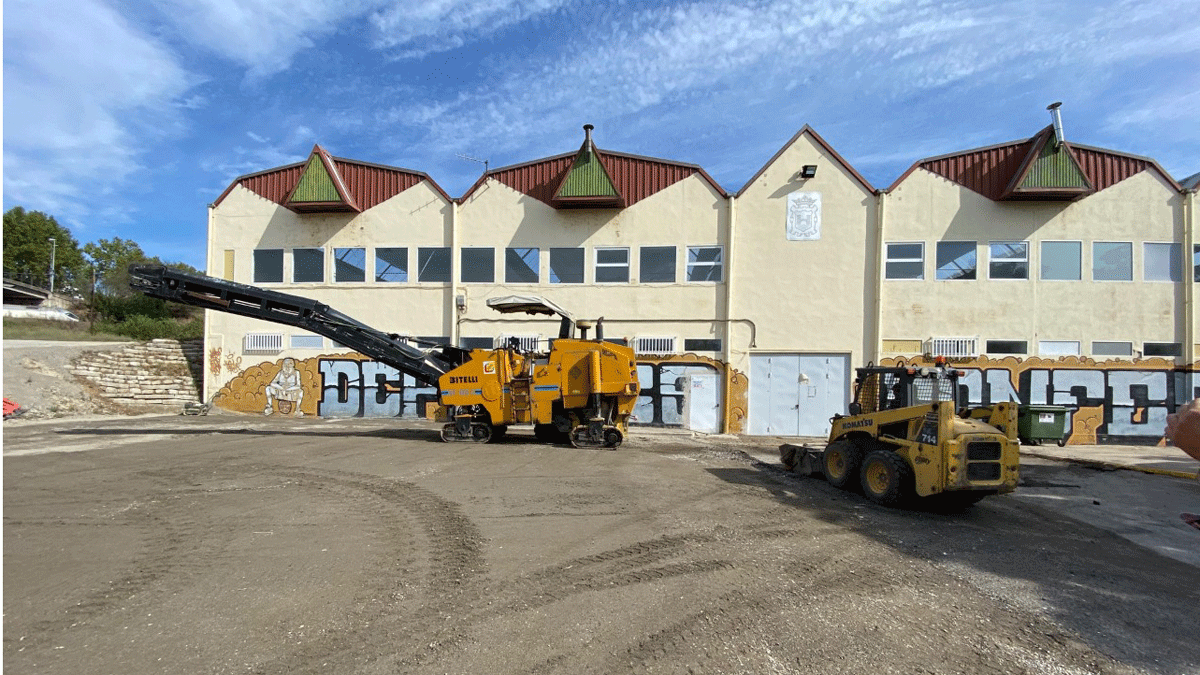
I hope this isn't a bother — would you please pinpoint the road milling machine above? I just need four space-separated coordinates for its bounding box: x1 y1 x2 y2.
780 362 1020 507
129 265 639 448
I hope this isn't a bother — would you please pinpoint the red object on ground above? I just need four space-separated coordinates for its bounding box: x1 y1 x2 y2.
4 398 22 418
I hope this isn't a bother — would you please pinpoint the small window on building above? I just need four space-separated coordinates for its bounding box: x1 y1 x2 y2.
985 340 1027 355
334 247 366 283
640 246 676 283
1144 342 1182 357
1144 243 1182 282
459 337 494 350
1193 244 1200 282
885 242 924 280
253 249 283 283
290 334 323 349
686 246 723 282
461 248 495 283
1092 341 1133 357
989 241 1028 280
1041 241 1081 281
549 248 584 284
1038 340 1080 356
375 247 408 282
293 248 324 283
505 247 539 283
683 338 721 352
595 247 629 283
1093 242 1132 281
635 336 676 354
936 241 976 280
418 247 451 283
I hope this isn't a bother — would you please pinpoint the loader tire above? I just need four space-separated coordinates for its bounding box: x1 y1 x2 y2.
823 439 862 490
859 449 914 507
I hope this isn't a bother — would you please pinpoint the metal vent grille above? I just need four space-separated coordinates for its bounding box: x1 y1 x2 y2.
243 333 283 353
635 336 676 354
927 337 978 358
494 335 540 351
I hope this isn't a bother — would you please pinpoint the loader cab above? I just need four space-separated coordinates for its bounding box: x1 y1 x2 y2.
851 366 962 415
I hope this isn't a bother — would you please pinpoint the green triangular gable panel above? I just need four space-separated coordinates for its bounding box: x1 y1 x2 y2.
290 155 342 203
556 149 618 198
1019 141 1088 190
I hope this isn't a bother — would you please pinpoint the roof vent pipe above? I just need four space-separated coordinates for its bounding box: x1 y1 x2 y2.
583 124 595 156
1047 102 1065 148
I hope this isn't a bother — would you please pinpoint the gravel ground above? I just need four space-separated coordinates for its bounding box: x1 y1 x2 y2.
2 341 139 419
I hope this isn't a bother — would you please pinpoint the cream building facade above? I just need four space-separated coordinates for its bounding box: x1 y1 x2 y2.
201 119 1196 444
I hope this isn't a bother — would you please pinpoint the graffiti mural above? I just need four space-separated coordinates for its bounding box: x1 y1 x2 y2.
881 355 1197 445
213 351 749 431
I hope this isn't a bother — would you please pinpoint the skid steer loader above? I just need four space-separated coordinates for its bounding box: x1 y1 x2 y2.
780 362 1020 507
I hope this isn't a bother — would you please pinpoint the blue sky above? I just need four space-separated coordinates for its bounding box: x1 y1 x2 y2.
4 0 1198 271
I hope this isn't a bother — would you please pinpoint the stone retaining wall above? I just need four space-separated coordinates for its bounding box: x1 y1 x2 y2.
71 339 204 409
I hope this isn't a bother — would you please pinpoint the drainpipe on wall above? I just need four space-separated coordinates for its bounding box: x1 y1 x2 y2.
203 204 215 402
450 199 460 346
1185 188 1196 378
722 194 737 433
873 191 886 363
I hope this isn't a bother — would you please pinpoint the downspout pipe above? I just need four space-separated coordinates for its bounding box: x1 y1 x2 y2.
723 194 738 433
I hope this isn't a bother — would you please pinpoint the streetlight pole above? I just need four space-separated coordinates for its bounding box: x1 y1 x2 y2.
48 237 57 296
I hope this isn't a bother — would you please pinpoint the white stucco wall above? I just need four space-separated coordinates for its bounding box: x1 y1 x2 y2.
881 169 1185 358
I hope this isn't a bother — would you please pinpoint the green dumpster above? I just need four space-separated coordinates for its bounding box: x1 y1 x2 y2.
1017 404 1069 446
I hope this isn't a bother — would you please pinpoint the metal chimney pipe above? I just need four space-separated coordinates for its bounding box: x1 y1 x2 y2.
1047 102 1065 148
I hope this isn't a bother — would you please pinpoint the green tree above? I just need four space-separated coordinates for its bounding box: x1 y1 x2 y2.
84 237 203 298
3 207 87 293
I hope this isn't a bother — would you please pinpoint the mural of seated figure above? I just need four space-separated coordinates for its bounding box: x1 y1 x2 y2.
265 357 304 417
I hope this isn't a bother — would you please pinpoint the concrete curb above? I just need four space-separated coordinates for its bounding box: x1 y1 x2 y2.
1021 450 1200 481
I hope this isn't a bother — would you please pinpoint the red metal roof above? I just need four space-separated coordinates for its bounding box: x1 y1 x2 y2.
213 148 446 210
890 125 1175 198
466 144 728 208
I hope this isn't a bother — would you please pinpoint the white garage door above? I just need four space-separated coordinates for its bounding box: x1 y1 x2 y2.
749 354 849 436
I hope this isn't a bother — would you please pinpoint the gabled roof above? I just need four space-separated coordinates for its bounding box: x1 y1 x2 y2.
461 125 728 207
1181 171 1200 192
736 125 876 197
887 125 1181 199
213 146 449 210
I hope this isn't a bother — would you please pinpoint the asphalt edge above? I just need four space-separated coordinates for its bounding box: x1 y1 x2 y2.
1021 450 1200 481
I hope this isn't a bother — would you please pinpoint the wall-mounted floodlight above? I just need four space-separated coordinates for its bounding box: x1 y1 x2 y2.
797 165 818 180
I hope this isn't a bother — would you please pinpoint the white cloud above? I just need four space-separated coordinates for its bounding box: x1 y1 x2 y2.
4 0 194 231
369 0 570 59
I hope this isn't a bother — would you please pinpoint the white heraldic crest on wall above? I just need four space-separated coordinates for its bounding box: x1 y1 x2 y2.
786 191 821 241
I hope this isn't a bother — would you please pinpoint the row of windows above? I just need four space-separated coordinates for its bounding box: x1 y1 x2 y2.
252 245 724 285
885 240 1186 282
898 338 1181 358
245 332 722 355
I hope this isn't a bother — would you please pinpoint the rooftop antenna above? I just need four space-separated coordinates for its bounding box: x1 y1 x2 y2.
457 153 489 173
1046 102 1065 149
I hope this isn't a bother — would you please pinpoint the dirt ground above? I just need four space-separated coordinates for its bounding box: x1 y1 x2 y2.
2 340 136 418
4 413 1198 675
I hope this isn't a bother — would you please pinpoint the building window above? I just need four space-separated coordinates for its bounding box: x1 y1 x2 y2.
505 247 539 283
686 246 723 282
418 247 451 283
459 337 494 350
885 242 923 280
1038 340 1080 356
635 336 677 354
1040 241 1081 281
640 246 676 283
376 247 408 282
253 249 283 283
1144 243 1181 282
683 338 721 352
1144 342 1182 357
461 248 495 283
989 241 1028 280
1194 244 1200 282
935 241 976 280
334 247 366 283
290 334 323 349
293 248 324 283
985 340 1027 355
595 247 629 283
1093 242 1132 281
549 248 584 284
1092 341 1132 357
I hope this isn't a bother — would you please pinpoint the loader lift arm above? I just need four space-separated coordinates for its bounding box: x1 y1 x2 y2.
129 265 467 386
